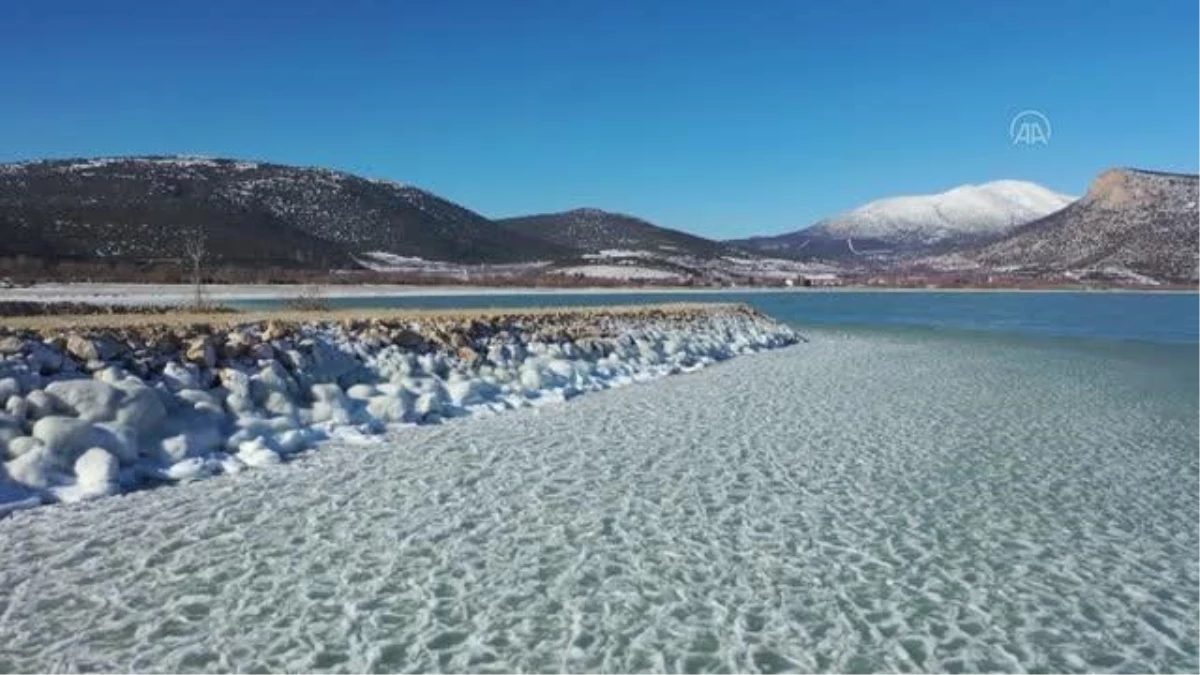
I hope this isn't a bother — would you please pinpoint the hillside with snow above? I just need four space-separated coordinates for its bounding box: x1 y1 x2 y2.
496 209 844 283
731 180 1075 259
0 156 570 267
955 169 1199 283
498 208 734 258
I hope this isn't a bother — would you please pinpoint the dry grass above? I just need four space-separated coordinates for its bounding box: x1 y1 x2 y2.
280 285 332 312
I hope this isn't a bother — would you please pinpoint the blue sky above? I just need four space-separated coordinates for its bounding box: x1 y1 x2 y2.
1 0 1196 238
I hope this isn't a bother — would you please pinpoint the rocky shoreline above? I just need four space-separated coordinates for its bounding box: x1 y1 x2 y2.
0 304 799 514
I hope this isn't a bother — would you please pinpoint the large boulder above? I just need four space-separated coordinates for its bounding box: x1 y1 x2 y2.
31 416 96 465
262 321 288 342
176 388 223 410
366 393 411 423
309 383 353 425
307 339 362 384
157 428 223 463
519 366 544 392
236 437 281 468
486 344 507 365
250 362 298 404
24 389 60 420
6 436 44 458
218 368 252 397
222 330 252 360
249 342 275 361
225 390 256 416
414 392 442 419
185 336 217 368
5 444 63 488
310 383 348 405
445 376 498 407
46 447 121 503
392 328 425 349
44 379 124 422
74 448 119 490
112 385 168 436
4 395 28 423
345 384 378 401
89 423 140 465
66 334 124 363
162 361 200 391
263 390 299 418
0 378 19 407
0 336 24 355
0 413 23 449
26 343 65 374
274 429 312 455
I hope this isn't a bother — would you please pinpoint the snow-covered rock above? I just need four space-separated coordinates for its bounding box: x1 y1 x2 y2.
31 416 96 464
44 379 123 423
237 437 281 468
0 378 20 407
73 448 119 491
0 306 799 513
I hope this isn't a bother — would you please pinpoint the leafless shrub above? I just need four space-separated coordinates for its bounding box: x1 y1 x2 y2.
281 284 332 311
181 228 208 309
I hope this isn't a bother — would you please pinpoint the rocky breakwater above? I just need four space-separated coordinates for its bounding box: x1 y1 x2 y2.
0 304 798 513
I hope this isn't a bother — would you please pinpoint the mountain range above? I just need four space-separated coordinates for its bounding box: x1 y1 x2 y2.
0 156 1195 284
0 157 569 267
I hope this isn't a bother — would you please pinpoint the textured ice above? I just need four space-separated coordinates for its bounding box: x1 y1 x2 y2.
0 330 1195 673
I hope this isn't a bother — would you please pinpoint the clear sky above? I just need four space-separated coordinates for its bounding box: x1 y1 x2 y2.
1 0 1196 238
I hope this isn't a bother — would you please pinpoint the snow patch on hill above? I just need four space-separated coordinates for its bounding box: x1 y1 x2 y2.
553 265 684 281
582 249 657 260
355 252 551 277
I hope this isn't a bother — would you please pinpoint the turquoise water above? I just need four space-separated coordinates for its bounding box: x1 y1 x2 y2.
235 290 1199 345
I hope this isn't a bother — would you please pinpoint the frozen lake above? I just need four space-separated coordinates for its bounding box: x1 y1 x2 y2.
0 322 1195 672
234 289 1200 346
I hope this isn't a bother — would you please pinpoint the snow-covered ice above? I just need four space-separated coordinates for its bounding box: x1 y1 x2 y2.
0 328 1194 672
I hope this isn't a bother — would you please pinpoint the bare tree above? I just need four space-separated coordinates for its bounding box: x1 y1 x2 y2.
182 228 207 309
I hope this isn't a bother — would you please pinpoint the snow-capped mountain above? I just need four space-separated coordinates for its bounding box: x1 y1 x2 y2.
731 180 1075 258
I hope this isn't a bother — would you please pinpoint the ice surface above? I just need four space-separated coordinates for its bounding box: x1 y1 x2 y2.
0 330 1195 673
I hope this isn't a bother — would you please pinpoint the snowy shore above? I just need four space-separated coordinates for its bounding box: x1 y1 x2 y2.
0 304 798 513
